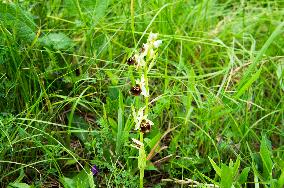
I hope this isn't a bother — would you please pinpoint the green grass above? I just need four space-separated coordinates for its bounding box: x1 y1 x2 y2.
0 0 283 187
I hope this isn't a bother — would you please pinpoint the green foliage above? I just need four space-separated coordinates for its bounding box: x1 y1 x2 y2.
62 0 110 29
8 182 32 188
40 33 74 50
276 62 284 91
115 91 125 156
260 136 273 181
60 169 95 188
0 2 37 42
7 169 34 188
70 114 89 143
210 136 284 187
0 0 283 187
209 156 250 187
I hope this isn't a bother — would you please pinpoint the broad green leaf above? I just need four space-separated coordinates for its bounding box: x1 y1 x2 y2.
208 157 221 176
276 61 284 91
65 159 78 166
14 169 26 184
278 170 284 188
88 171 95 188
232 156 241 177
221 164 233 188
116 91 124 155
69 114 89 143
0 2 37 42
94 0 109 23
73 169 90 188
60 177 75 188
63 0 110 24
145 164 158 171
60 169 91 188
40 33 74 50
8 183 31 188
260 136 273 180
238 167 250 185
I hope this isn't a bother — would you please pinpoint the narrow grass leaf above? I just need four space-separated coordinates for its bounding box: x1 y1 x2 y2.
234 68 261 98
238 22 284 89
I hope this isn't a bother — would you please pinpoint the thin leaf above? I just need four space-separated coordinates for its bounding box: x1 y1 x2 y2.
234 68 261 98
238 22 284 89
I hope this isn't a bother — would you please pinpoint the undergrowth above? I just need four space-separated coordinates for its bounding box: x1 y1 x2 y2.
0 0 283 187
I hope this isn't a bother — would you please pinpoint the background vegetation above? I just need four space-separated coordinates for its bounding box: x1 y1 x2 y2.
0 0 283 187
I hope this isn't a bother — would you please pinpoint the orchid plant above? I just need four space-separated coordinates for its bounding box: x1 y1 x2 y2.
127 32 162 188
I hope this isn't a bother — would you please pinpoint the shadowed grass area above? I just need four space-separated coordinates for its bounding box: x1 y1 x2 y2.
0 0 283 187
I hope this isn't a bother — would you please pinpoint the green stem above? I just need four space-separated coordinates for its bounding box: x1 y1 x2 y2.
139 47 151 188
130 0 136 46
144 68 149 115
139 132 144 188
139 167 144 188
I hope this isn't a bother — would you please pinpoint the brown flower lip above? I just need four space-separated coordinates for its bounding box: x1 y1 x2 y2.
140 119 151 133
130 84 142 96
127 56 136 65
140 46 145 53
